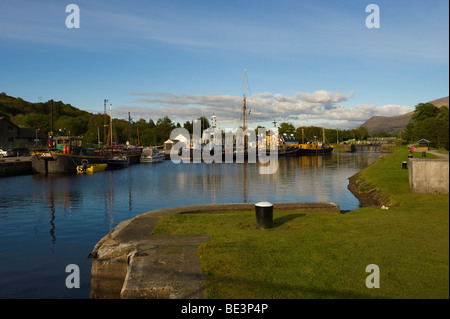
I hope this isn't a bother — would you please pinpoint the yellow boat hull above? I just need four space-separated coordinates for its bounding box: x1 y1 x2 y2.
77 163 107 174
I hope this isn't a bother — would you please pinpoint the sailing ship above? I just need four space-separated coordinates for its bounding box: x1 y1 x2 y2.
232 69 257 161
236 70 333 158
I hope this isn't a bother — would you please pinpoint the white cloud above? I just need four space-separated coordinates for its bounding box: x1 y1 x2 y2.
113 90 414 130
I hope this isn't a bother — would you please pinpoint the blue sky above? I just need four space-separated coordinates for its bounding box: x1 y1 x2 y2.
0 0 448 130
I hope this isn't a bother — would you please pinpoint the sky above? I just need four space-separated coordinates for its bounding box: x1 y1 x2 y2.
0 0 448 130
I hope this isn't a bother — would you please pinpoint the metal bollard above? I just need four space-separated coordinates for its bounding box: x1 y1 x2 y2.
402 161 407 169
255 201 273 229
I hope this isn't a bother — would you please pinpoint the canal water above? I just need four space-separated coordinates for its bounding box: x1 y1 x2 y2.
0 152 380 298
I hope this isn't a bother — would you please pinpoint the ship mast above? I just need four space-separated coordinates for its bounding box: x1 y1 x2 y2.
243 70 247 132
109 103 113 147
103 99 108 147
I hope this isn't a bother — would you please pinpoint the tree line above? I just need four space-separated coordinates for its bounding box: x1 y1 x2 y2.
0 93 212 147
274 122 370 144
404 102 449 150
2 93 447 150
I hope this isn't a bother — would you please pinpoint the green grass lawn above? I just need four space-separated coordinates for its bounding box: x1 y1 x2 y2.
153 146 449 299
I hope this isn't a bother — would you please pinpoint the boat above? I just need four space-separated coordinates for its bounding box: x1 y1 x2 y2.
298 128 334 155
278 133 300 156
31 101 142 174
107 154 130 169
140 147 165 163
31 135 141 174
77 160 107 174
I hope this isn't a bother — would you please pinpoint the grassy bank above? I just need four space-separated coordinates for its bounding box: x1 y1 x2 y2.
153 146 449 298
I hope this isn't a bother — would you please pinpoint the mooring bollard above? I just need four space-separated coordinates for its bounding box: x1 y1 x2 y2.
402 161 407 169
255 201 273 229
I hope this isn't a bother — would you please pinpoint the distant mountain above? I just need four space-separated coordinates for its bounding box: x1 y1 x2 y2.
362 96 449 134
428 96 450 108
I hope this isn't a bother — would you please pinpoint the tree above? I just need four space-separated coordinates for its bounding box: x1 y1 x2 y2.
405 102 449 150
19 113 50 133
278 122 295 136
354 126 369 140
197 116 210 132
155 116 175 145
437 106 449 122
183 121 193 134
296 126 322 143
412 117 449 150
83 113 106 145
411 103 439 122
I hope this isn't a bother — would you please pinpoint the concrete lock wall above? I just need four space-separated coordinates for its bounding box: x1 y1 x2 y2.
409 159 449 194
0 159 32 177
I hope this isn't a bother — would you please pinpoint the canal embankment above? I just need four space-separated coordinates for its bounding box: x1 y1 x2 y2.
0 157 32 177
89 202 340 299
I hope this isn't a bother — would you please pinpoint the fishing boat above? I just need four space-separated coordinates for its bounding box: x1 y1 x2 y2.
140 147 165 163
77 160 107 174
31 136 141 174
298 128 334 155
31 102 141 174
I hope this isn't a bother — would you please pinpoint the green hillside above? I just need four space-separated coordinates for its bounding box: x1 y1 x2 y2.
0 92 176 147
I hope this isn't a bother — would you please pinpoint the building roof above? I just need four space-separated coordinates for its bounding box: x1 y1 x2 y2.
0 116 20 129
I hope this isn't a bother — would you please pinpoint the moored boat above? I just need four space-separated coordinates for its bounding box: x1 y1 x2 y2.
140 147 165 163
107 154 130 169
298 128 334 155
31 135 141 174
298 143 334 155
77 160 107 174
278 133 300 157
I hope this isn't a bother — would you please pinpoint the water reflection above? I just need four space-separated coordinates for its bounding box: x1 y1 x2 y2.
48 192 55 244
0 152 381 298
24 153 381 245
